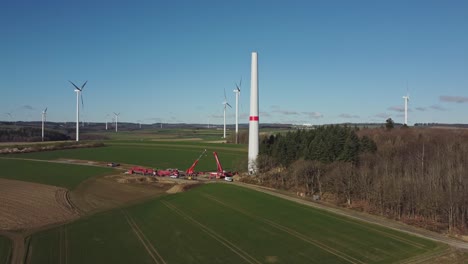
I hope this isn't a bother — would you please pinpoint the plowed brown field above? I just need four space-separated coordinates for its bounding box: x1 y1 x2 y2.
0 179 79 231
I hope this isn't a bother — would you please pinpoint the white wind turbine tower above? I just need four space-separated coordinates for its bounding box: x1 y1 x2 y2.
113 112 120 132
403 93 410 126
222 89 232 139
41 107 47 141
69 80 87 142
233 78 241 144
105 114 109 130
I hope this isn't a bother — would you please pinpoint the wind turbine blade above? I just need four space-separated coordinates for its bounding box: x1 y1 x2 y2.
69 81 81 91
239 77 242 88
81 93 84 109
227 103 232 108
44 107 48 113
224 88 227 100
81 80 88 90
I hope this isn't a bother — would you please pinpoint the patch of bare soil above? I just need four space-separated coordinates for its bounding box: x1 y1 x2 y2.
150 138 202 142
204 140 227 143
69 174 171 214
166 185 185 194
106 175 159 184
0 179 79 231
166 182 201 194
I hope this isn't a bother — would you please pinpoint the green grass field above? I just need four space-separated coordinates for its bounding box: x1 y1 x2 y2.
0 158 116 189
6 143 247 172
0 236 11 264
99 128 233 141
28 184 443 264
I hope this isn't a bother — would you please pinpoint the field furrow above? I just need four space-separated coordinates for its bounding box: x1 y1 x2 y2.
201 193 365 264
161 200 261 264
123 211 166 264
26 183 446 263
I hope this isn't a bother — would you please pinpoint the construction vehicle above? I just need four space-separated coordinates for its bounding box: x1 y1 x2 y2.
156 168 179 177
128 166 155 176
210 152 235 180
186 149 207 180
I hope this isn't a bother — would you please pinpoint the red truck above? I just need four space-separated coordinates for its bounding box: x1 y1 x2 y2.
128 167 155 176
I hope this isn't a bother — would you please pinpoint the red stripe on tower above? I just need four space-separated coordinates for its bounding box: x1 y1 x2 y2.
249 116 259 121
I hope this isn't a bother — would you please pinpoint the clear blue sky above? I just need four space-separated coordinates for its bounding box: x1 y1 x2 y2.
1 0 467 125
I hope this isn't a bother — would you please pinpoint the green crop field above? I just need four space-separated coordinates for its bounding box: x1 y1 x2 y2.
28 184 443 264
92 128 241 141
0 158 116 189
7 143 247 172
0 236 11 264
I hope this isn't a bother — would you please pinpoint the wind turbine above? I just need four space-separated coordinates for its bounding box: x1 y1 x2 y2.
105 114 109 130
69 80 87 141
233 78 242 144
5 112 12 122
222 89 232 139
41 107 47 141
113 112 120 132
403 88 410 126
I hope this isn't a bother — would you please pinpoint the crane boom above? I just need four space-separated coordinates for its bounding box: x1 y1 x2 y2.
186 149 207 175
213 151 223 175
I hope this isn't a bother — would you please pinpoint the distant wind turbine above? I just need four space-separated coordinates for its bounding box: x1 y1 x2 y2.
105 114 110 130
41 107 47 141
69 80 87 141
233 78 241 144
403 88 410 125
403 96 409 125
5 112 12 122
222 88 232 139
113 112 120 132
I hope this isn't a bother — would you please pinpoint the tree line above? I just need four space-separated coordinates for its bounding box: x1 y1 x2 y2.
255 126 468 235
0 127 70 142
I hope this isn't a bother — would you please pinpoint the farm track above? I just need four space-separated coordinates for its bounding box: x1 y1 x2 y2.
0 157 124 170
202 193 365 264
232 182 468 251
123 211 166 264
162 200 261 264
58 227 68 264
397 246 451 264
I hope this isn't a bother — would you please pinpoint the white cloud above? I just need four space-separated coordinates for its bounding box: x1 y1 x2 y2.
339 113 360 119
430 105 447 111
388 106 405 112
375 113 390 118
302 112 323 119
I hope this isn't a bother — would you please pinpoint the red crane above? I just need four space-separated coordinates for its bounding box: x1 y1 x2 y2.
185 149 207 178
211 152 234 179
